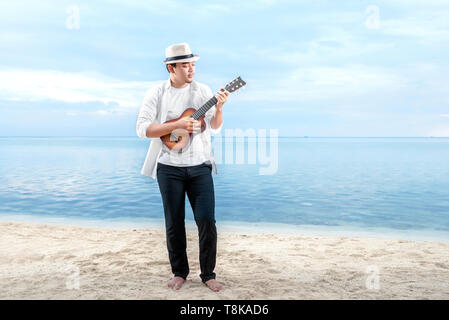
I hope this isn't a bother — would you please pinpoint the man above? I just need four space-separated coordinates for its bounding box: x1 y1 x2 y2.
136 43 228 292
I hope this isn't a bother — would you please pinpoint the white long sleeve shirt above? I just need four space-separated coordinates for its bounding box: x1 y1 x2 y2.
136 79 222 177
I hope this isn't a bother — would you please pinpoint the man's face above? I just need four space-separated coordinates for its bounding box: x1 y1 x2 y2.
172 62 195 83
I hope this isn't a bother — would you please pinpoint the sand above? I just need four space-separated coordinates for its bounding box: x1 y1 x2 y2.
0 221 448 300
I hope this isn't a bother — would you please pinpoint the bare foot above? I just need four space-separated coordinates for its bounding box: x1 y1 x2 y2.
204 279 223 292
168 276 185 290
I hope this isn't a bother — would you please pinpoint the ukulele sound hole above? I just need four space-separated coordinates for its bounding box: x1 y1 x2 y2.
170 133 179 142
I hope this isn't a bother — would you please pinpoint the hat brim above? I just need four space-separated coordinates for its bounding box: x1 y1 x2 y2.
163 55 200 64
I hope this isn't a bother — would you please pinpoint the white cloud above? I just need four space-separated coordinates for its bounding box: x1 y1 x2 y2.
427 126 449 137
65 110 79 116
382 0 449 8
239 26 394 68
94 110 112 116
0 68 162 114
100 0 282 19
241 64 407 102
380 15 449 41
102 0 231 17
372 6 449 44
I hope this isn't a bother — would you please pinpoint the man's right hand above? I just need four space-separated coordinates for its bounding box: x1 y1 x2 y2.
175 117 201 133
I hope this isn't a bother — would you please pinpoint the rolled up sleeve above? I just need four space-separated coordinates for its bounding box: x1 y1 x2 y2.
136 87 159 139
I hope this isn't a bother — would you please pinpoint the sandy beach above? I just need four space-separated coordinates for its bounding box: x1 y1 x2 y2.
0 221 448 300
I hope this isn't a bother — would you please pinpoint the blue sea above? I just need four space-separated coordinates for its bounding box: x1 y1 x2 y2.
1 137 449 241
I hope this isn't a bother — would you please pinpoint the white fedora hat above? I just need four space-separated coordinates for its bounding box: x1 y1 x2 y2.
163 42 200 64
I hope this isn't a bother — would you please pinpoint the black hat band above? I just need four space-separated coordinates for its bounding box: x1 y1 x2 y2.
164 54 195 62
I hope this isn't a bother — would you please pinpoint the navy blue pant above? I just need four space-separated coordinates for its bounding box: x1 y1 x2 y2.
156 161 217 283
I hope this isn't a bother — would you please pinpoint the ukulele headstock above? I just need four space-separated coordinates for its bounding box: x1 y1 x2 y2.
224 76 246 93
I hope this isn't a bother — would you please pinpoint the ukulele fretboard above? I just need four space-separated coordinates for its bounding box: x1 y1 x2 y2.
191 96 218 120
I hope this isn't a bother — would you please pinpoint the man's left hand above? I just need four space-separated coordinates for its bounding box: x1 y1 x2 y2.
215 88 229 111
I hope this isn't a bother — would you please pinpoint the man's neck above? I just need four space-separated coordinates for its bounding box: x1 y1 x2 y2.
170 77 190 89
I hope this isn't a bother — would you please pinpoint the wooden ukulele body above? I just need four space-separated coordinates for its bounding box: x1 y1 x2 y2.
160 108 206 151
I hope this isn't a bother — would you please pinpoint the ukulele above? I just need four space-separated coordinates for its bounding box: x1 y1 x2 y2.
160 76 246 151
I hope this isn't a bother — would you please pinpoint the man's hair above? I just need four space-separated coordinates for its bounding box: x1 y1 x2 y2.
166 63 176 73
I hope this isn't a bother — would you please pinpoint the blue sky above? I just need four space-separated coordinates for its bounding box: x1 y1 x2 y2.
1 0 449 137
